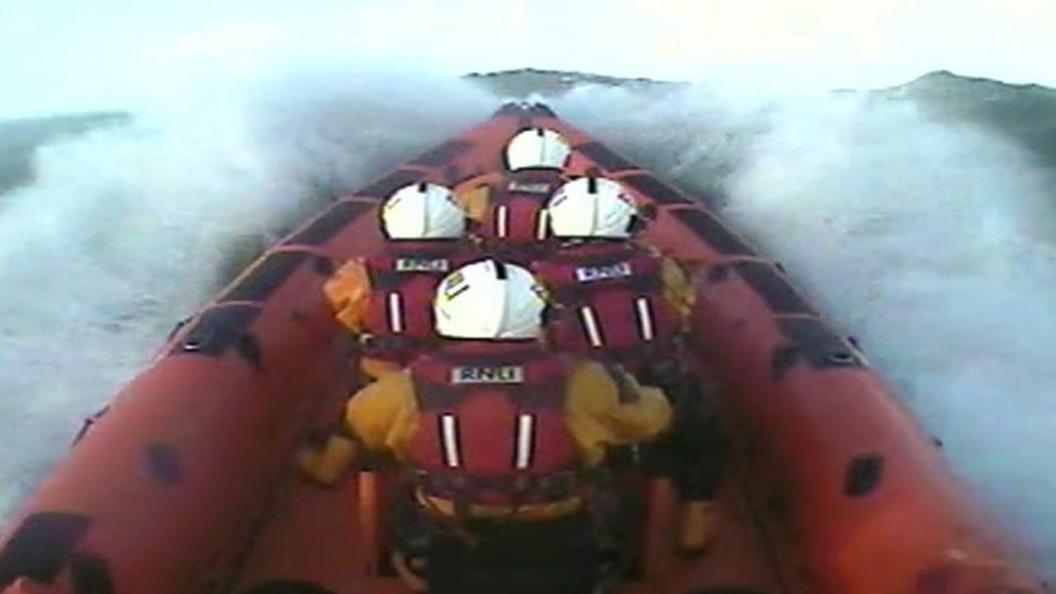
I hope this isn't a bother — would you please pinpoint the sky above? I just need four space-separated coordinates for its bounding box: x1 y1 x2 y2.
1 0 1055 118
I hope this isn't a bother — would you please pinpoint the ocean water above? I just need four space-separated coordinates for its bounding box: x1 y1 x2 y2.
1 71 1053 577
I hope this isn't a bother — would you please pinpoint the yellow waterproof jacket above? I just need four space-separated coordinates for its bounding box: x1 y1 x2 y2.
300 357 671 495
655 249 696 325
324 259 372 334
453 172 500 224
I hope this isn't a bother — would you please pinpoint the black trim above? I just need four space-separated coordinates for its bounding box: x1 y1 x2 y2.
220 251 308 303
311 255 335 276
166 316 192 340
844 454 884 497
577 142 637 172
285 201 374 246
734 261 816 315
621 173 692 205
170 304 260 357
530 103 557 117
705 263 732 283
688 589 772 594
358 169 422 200
669 208 756 256
777 317 863 367
0 513 93 587
494 102 528 117
409 140 473 167
772 317 864 379
145 443 182 485
242 580 337 594
72 406 109 445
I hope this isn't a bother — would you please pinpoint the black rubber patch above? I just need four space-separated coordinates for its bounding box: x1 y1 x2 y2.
844 454 884 497
621 173 691 205
409 139 473 167
236 333 265 370
576 142 637 172
771 344 800 379
220 251 308 303
170 304 260 357
0 512 92 587
69 553 114 594
284 201 374 246
145 443 182 485
668 208 756 256
734 261 816 315
243 580 337 594
357 169 422 199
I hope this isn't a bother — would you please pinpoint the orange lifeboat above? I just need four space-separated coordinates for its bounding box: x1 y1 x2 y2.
0 102 1044 594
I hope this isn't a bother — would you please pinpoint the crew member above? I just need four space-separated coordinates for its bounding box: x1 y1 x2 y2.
531 175 727 553
324 181 476 379
300 258 671 594
456 127 573 263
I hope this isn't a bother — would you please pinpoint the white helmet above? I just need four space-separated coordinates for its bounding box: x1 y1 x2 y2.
547 176 638 238
434 259 546 340
382 182 466 239
505 128 572 171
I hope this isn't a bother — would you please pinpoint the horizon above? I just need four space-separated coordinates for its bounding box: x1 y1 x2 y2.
2 0 1055 119
3 65 1052 124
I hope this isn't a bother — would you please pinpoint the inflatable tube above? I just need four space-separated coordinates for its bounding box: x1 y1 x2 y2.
0 102 1043 594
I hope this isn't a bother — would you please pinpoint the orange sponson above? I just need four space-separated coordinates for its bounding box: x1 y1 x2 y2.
0 103 1042 594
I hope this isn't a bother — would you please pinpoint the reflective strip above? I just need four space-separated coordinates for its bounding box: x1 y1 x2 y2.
535 209 549 241
496 205 509 238
387 292 404 334
440 414 461 468
514 414 534 469
635 297 655 342
579 305 604 348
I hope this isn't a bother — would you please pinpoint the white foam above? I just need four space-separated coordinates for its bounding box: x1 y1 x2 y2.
0 67 491 516
558 85 1056 576
1 71 1053 579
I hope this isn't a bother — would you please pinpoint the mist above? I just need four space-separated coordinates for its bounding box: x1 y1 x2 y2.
0 67 493 516
557 84 1056 574
0 66 1053 579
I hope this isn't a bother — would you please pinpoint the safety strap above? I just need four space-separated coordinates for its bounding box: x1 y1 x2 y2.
386 291 405 334
575 297 659 349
